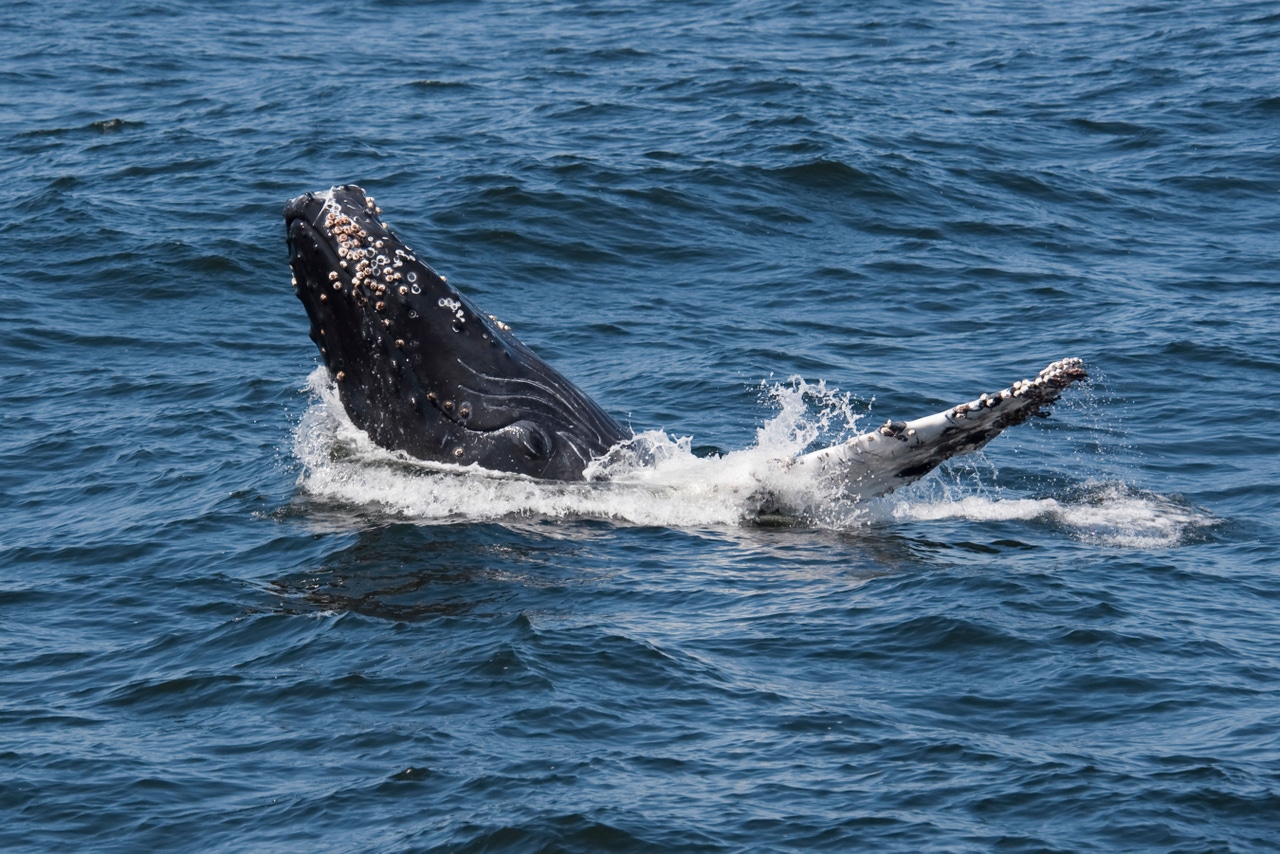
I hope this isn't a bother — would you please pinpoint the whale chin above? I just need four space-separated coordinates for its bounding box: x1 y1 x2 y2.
285 185 1087 506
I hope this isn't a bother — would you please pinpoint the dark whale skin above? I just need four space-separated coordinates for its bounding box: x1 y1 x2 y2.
285 185 627 479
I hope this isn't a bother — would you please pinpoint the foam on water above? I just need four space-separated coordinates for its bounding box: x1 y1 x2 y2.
293 369 852 526
293 369 1210 545
883 476 1215 549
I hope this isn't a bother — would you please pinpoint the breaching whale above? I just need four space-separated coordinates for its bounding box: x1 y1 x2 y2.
285 185 1086 507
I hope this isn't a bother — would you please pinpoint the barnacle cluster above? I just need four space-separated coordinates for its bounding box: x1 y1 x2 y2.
304 188 519 343
321 195 413 308
951 357 1086 420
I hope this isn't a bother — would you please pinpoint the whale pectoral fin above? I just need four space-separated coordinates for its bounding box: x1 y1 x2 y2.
786 358 1087 504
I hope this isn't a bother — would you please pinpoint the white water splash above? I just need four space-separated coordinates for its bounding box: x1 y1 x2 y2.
886 482 1214 549
292 368 1211 546
293 369 851 526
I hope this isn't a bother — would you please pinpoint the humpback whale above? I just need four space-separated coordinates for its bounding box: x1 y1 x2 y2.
285 185 1086 506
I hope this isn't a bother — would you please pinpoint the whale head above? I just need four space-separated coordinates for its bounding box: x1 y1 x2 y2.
284 185 626 479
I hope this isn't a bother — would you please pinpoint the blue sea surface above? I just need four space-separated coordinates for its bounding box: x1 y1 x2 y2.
3 0 1279 850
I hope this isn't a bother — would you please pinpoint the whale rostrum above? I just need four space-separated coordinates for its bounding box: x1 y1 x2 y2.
285 185 1086 508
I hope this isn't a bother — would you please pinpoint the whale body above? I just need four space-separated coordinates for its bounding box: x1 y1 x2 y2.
285 185 1086 505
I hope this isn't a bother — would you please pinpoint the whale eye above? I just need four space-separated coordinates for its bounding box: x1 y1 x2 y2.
510 421 551 460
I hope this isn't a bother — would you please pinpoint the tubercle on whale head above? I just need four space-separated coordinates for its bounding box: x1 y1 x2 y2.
284 185 434 309
288 189 475 346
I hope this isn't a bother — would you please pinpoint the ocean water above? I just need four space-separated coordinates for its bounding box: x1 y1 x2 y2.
3 0 1279 850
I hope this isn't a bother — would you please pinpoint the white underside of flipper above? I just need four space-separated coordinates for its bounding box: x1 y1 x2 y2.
767 358 1087 510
